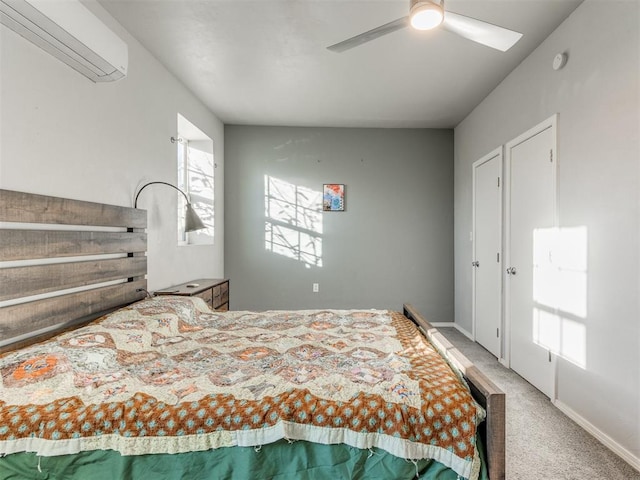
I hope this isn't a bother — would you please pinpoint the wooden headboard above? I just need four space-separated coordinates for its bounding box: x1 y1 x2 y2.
0 189 147 353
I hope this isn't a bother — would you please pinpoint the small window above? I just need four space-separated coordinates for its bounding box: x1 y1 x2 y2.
177 114 214 245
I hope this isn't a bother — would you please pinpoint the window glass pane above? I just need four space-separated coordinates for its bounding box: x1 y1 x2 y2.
177 140 188 241
187 142 214 241
177 114 214 246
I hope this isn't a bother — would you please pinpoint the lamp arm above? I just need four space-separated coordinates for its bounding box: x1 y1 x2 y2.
134 181 190 208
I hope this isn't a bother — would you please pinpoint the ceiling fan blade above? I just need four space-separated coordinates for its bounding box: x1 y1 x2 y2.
442 11 522 52
327 16 409 53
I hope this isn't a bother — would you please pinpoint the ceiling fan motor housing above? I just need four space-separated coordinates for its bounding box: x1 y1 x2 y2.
410 0 444 8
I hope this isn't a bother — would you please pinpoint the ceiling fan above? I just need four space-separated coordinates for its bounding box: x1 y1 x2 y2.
327 0 523 53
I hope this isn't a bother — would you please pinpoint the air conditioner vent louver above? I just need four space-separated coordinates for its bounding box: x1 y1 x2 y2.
0 0 128 82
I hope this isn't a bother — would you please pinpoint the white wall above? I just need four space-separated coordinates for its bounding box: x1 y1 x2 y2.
0 0 224 290
454 0 639 462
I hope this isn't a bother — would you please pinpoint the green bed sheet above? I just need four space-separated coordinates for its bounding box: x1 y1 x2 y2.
0 438 488 480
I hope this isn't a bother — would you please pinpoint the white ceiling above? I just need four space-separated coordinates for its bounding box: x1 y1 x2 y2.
99 0 583 128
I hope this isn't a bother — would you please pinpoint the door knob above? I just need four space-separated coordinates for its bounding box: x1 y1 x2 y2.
506 267 517 275
472 261 479 267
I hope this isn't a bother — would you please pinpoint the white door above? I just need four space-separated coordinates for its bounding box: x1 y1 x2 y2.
472 148 502 358
505 116 557 399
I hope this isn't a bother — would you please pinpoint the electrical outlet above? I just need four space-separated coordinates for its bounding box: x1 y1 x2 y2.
312 283 319 293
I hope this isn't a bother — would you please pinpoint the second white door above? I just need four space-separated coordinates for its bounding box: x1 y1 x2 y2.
473 149 502 358
506 116 557 399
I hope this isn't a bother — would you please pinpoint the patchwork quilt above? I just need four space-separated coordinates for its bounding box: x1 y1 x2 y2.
0 297 485 479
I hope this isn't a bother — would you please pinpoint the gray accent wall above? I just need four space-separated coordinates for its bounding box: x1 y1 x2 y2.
454 0 639 461
225 127 453 320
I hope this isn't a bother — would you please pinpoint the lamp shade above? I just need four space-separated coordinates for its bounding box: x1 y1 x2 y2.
184 202 206 232
134 181 207 233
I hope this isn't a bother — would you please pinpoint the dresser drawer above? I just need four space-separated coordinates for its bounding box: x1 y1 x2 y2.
216 302 229 312
197 288 214 307
220 282 229 304
211 281 229 310
155 279 229 311
212 285 221 307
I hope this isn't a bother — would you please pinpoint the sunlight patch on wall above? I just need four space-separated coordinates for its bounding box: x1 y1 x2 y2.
533 308 587 368
264 176 323 267
532 226 588 368
533 226 587 318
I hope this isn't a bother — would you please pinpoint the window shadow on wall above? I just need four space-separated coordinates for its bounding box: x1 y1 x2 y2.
264 175 323 268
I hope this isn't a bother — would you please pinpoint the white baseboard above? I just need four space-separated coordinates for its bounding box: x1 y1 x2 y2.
430 322 474 340
554 399 640 472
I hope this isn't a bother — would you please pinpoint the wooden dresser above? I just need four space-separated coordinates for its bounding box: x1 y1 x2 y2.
155 278 229 311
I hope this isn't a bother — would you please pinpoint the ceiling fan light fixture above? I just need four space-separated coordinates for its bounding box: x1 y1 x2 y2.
410 0 444 31
326 0 522 53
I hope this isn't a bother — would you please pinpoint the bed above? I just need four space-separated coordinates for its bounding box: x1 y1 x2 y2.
0 189 505 480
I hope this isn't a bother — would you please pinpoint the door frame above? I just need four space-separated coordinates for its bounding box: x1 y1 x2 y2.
503 114 558 398
472 146 503 359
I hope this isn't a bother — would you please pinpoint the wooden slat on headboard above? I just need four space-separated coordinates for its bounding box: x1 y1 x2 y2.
1 230 147 261
0 189 146 227
0 257 147 301
0 189 148 353
1 279 147 344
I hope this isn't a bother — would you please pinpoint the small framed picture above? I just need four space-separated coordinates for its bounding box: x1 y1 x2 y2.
323 184 345 211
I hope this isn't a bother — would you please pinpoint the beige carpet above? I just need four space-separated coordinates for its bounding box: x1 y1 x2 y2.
437 327 639 480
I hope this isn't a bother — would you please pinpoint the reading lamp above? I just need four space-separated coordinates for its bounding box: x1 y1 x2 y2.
134 181 206 233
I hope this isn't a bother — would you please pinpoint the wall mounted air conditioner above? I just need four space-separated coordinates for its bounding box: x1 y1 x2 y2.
0 0 128 82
